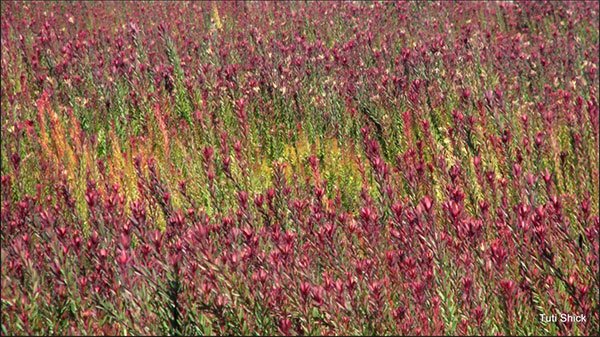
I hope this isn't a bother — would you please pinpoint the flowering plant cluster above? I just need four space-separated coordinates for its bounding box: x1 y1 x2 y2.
1 1 598 335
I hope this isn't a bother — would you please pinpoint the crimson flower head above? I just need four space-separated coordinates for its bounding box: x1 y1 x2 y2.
421 195 433 213
116 249 129 267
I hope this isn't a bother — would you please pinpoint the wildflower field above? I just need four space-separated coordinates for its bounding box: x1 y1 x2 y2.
1 1 598 336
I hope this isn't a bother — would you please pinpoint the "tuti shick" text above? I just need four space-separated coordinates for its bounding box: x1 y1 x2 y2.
539 313 587 323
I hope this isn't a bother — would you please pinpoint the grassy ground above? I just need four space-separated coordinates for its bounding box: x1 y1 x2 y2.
1 1 598 335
